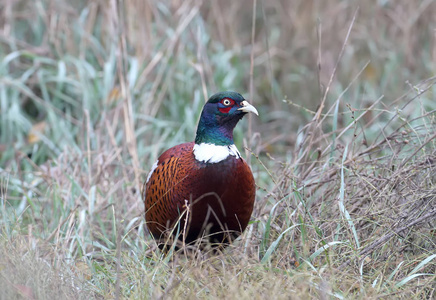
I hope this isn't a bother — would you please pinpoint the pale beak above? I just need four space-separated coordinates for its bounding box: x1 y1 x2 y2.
238 100 259 116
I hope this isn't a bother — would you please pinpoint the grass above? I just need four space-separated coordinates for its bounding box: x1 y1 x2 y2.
1 0 435 298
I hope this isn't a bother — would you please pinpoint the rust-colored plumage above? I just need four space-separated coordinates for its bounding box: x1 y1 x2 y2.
144 142 255 244
143 91 258 247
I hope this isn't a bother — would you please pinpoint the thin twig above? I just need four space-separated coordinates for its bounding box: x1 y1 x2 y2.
246 0 257 165
340 207 436 269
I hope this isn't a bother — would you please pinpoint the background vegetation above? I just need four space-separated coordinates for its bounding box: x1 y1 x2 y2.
0 0 435 298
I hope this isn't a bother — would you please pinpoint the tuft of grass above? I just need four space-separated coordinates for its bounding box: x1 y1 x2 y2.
1 0 435 298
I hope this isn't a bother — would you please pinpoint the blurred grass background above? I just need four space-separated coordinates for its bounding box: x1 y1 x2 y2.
0 0 435 298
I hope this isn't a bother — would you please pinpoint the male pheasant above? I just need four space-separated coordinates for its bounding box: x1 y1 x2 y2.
143 91 258 248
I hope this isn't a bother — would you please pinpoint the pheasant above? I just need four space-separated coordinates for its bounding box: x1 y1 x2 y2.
143 91 258 248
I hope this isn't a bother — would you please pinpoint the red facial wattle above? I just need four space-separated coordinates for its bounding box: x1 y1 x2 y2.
218 106 232 114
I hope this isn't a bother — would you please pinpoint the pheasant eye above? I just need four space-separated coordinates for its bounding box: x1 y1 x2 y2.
222 99 231 106
218 98 235 114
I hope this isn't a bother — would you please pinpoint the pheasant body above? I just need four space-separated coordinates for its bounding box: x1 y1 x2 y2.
143 91 258 246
